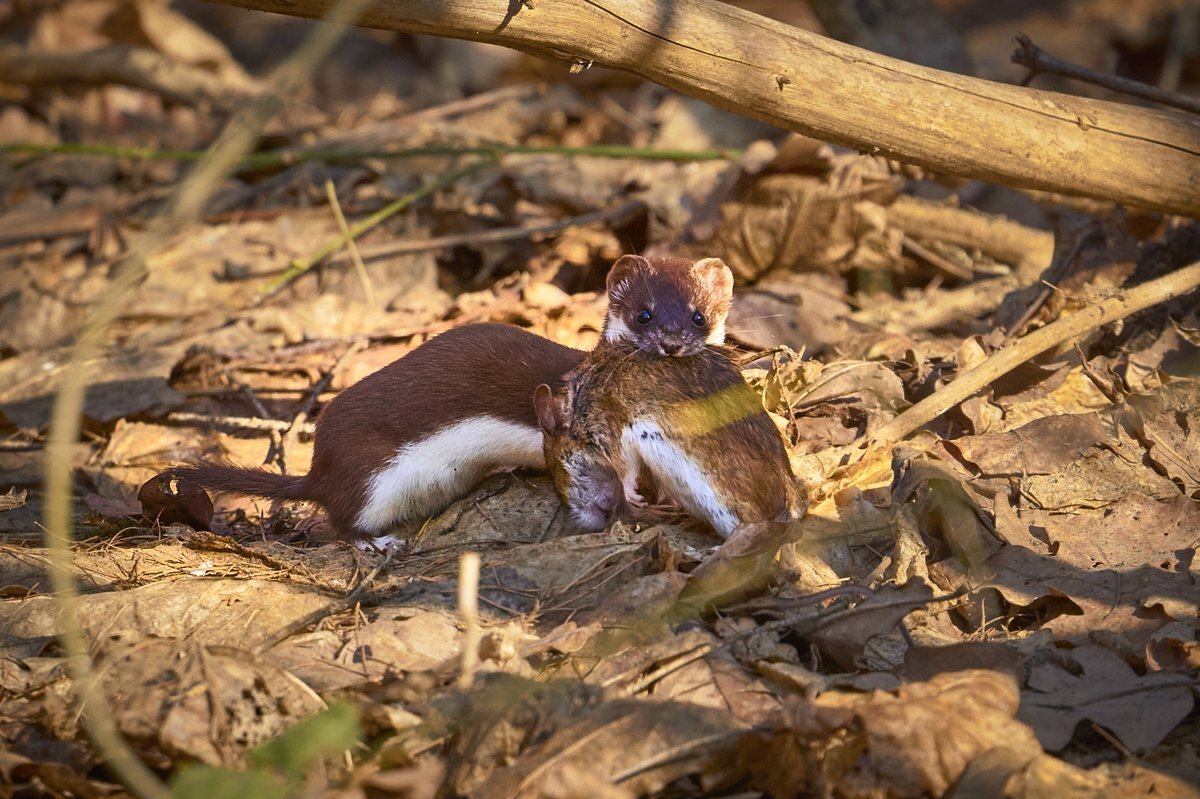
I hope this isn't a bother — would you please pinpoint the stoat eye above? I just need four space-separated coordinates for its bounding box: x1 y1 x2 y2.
691 310 706 327
637 309 653 324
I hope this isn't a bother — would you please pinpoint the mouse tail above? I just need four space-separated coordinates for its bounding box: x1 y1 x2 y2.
170 463 308 501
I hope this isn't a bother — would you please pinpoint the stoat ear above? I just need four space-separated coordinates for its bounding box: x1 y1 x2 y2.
606 254 649 295
533 384 564 435
694 257 734 299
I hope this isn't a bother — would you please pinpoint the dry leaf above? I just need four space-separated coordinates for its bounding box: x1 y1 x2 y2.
1019 644 1196 752
746 669 1042 798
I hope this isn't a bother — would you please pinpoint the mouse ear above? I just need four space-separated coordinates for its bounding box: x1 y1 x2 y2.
533 384 564 435
606 254 649 297
693 257 734 299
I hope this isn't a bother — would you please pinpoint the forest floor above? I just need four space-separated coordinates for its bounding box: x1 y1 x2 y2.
1 0 1199 797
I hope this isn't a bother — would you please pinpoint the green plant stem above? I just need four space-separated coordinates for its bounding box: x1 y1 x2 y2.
44 256 168 799
39 0 375 796
262 157 492 295
1 141 740 170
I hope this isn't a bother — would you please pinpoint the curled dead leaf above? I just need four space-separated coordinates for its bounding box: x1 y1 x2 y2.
745 669 1042 798
1019 644 1196 752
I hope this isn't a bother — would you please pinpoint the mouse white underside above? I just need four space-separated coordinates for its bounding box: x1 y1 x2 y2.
621 420 739 538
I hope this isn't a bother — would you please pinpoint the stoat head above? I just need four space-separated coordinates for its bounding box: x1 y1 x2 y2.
533 383 623 531
602 255 734 357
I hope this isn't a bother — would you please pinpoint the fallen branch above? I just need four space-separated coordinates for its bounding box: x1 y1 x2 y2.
885 195 1055 276
1 141 737 170
850 274 1021 332
200 0 1200 217
867 258 1200 448
1012 33 1200 116
167 411 316 436
0 45 257 112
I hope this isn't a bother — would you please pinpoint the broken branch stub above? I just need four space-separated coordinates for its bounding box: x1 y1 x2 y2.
200 0 1200 217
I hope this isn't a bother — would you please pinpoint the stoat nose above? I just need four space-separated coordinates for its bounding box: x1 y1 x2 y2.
659 339 684 356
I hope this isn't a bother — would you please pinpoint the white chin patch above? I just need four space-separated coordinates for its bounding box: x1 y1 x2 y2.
604 314 633 343
355 416 544 533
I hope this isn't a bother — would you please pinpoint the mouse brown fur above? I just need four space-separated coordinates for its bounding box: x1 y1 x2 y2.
534 345 801 538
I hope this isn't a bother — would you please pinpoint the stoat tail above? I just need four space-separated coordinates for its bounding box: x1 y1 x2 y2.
171 464 307 500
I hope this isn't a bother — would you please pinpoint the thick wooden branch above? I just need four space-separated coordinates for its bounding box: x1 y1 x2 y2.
202 0 1200 218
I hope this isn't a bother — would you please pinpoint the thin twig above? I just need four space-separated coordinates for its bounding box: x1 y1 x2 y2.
323 178 375 307
866 258 1200 449
39 6 373 792
252 544 398 654
262 157 493 296
280 340 365 467
221 367 286 471
458 551 482 690
166 411 315 436
284 84 543 155
1012 32 1200 115
2 141 740 171
902 236 974 280
328 199 645 266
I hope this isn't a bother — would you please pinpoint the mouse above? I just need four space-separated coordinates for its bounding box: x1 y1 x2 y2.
600 255 734 356
533 344 803 538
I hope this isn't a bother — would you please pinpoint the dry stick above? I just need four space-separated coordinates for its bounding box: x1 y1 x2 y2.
1012 33 1200 116
39 2 373 797
0 206 105 246
262 157 492 296
166 411 315 435
0 44 260 112
253 544 397 654
322 178 375 307
866 258 1200 451
1 141 736 171
329 200 646 266
901 236 973 280
457 552 482 690
284 84 542 155
279 340 364 468
885 195 1055 275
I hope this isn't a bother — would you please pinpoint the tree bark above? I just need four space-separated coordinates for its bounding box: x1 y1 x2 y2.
203 0 1200 218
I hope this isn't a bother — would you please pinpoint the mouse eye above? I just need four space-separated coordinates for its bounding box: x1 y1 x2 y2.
691 310 706 327
637 309 653 324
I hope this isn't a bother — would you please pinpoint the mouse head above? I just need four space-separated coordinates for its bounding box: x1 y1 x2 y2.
533 383 624 531
603 255 734 357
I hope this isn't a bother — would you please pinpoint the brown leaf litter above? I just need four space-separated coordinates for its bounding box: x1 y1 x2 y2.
2 2 1200 797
